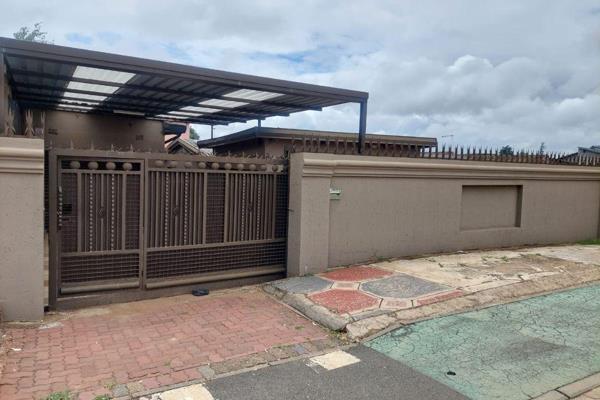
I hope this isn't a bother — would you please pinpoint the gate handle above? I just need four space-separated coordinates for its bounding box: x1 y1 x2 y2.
57 186 63 231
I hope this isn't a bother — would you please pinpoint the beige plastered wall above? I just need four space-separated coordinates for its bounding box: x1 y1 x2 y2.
0 137 44 320
41 110 165 152
287 153 600 276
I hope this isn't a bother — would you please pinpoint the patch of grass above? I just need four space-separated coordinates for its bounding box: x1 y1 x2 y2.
44 391 72 400
295 325 304 330
103 379 117 391
578 238 600 245
94 395 111 400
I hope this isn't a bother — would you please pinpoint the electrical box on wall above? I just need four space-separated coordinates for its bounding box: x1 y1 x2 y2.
329 187 342 200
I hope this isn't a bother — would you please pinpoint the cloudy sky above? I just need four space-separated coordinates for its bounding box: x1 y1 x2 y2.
2 1 599 151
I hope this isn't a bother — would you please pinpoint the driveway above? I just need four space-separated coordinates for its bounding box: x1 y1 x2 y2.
0 287 335 400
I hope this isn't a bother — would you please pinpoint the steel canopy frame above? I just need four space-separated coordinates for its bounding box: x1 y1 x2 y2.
0 37 369 151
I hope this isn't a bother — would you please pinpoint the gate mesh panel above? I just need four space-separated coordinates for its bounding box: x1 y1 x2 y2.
275 174 289 238
81 173 124 252
227 174 275 242
205 173 225 243
60 174 78 252
146 241 286 279
125 175 140 249
61 253 139 283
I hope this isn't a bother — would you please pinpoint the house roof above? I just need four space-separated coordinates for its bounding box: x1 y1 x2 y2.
196 127 437 148
0 37 368 126
579 146 600 155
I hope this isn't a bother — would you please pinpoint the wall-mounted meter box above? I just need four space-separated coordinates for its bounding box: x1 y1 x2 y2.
329 188 342 200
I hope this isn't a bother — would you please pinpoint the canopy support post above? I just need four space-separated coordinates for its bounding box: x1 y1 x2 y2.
0 53 5 136
358 100 367 154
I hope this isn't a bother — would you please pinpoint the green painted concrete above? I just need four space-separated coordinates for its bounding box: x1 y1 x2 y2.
367 284 600 400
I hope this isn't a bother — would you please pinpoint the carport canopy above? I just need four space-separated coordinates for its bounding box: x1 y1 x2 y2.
0 37 368 134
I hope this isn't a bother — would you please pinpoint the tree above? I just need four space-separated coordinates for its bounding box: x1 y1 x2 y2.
13 22 50 43
538 142 546 155
499 145 514 155
189 126 199 140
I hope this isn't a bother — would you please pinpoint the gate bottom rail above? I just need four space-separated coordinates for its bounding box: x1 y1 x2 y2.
145 265 285 289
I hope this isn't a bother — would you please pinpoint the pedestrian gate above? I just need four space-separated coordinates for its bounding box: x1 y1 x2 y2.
48 149 288 306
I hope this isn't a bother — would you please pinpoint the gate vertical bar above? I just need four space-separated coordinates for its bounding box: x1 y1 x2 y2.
76 172 82 252
202 171 207 244
121 174 127 250
224 172 229 242
271 174 277 239
140 157 147 289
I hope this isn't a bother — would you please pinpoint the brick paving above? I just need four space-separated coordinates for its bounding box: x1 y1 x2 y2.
309 289 380 314
0 288 329 400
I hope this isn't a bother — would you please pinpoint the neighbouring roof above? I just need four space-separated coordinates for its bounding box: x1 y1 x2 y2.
579 146 600 154
0 37 368 126
196 127 437 148
166 137 210 155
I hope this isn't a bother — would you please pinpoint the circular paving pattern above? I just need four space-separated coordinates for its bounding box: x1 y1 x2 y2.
271 276 332 294
361 274 450 299
308 289 380 314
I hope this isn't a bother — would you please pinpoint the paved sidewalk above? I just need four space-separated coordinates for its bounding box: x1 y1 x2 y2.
0 287 333 400
265 244 600 338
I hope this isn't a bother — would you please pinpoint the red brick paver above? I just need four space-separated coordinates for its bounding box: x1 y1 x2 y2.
321 266 392 282
309 289 380 314
0 289 327 399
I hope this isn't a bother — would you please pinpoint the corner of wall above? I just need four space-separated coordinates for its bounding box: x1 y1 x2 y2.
0 136 45 321
286 153 332 276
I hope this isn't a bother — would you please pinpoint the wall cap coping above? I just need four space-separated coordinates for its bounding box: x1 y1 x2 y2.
295 153 600 181
0 137 44 174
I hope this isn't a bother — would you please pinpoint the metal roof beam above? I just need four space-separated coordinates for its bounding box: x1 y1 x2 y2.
18 98 230 125
10 81 286 118
13 91 254 123
9 68 322 111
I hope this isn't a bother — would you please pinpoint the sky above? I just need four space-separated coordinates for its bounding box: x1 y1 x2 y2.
1 0 599 152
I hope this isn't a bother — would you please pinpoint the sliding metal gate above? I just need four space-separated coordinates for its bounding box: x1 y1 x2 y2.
48 149 288 306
